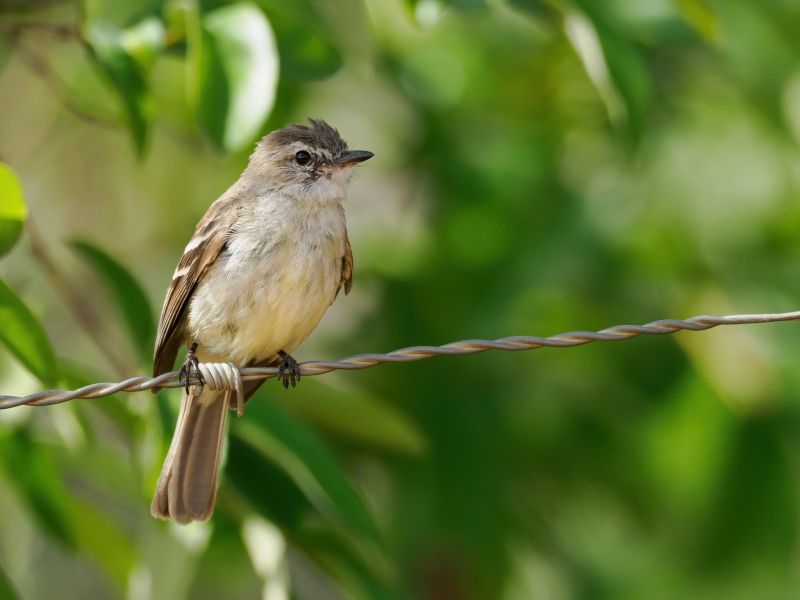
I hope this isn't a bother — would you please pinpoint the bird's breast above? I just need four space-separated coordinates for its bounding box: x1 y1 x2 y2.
187 201 346 364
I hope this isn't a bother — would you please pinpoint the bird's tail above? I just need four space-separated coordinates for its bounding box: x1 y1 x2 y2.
151 387 231 524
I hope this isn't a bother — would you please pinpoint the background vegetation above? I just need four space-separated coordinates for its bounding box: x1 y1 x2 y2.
1 0 800 598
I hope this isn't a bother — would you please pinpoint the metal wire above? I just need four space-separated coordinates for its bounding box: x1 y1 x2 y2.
2 310 799 410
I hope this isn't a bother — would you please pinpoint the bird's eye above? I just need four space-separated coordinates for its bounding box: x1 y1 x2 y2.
295 151 311 165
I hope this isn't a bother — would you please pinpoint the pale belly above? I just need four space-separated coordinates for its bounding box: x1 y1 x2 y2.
186 237 343 365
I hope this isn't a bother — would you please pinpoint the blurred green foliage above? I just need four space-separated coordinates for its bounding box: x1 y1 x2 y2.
70 239 155 364
1 0 800 598
0 164 25 258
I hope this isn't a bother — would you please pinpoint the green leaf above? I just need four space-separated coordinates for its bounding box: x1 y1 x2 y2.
121 16 167 73
252 1 342 80
188 3 279 152
0 430 75 547
0 277 57 386
0 163 27 259
226 434 313 531
507 0 550 20
567 3 652 141
69 500 136 587
442 0 488 8
70 239 154 365
0 563 17 600
595 27 651 140
300 530 398 599
277 378 428 456
701 420 797 569
231 399 380 542
0 37 11 80
0 562 17 600
671 0 717 40
264 8 341 82
84 17 166 156
407 0 488 8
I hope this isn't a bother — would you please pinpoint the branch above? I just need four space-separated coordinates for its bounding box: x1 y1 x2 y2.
0 0 74 13
0 21 80 40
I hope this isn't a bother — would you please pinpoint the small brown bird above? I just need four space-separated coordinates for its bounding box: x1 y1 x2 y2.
150 119 372 523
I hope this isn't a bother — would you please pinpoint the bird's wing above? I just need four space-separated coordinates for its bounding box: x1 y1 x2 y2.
337 233 354 299
153 195 240 378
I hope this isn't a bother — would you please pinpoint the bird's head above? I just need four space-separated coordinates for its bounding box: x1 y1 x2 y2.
244 118 373 203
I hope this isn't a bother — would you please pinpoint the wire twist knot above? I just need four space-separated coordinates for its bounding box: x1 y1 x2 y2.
193 362 245 417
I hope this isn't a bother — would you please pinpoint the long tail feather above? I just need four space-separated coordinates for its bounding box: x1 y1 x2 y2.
151 388 230 524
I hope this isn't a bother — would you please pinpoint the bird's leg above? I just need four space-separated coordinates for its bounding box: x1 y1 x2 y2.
179 342 201 393
277 350 301 389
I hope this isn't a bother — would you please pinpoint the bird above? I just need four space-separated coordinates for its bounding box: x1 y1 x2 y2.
150 119 372 524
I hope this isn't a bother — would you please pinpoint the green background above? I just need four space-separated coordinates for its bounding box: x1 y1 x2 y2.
2 0 800 598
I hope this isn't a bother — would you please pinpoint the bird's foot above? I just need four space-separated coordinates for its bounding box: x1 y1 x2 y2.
179 342 201 394
277 351 301 389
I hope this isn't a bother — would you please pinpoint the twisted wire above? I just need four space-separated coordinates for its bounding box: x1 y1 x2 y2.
195 362 244 416
2 310 799 410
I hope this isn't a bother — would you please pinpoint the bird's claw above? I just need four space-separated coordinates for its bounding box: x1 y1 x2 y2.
179 345 201 394
277 353 300 389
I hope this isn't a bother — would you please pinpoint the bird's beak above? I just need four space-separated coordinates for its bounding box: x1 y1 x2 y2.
329 150 374 167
